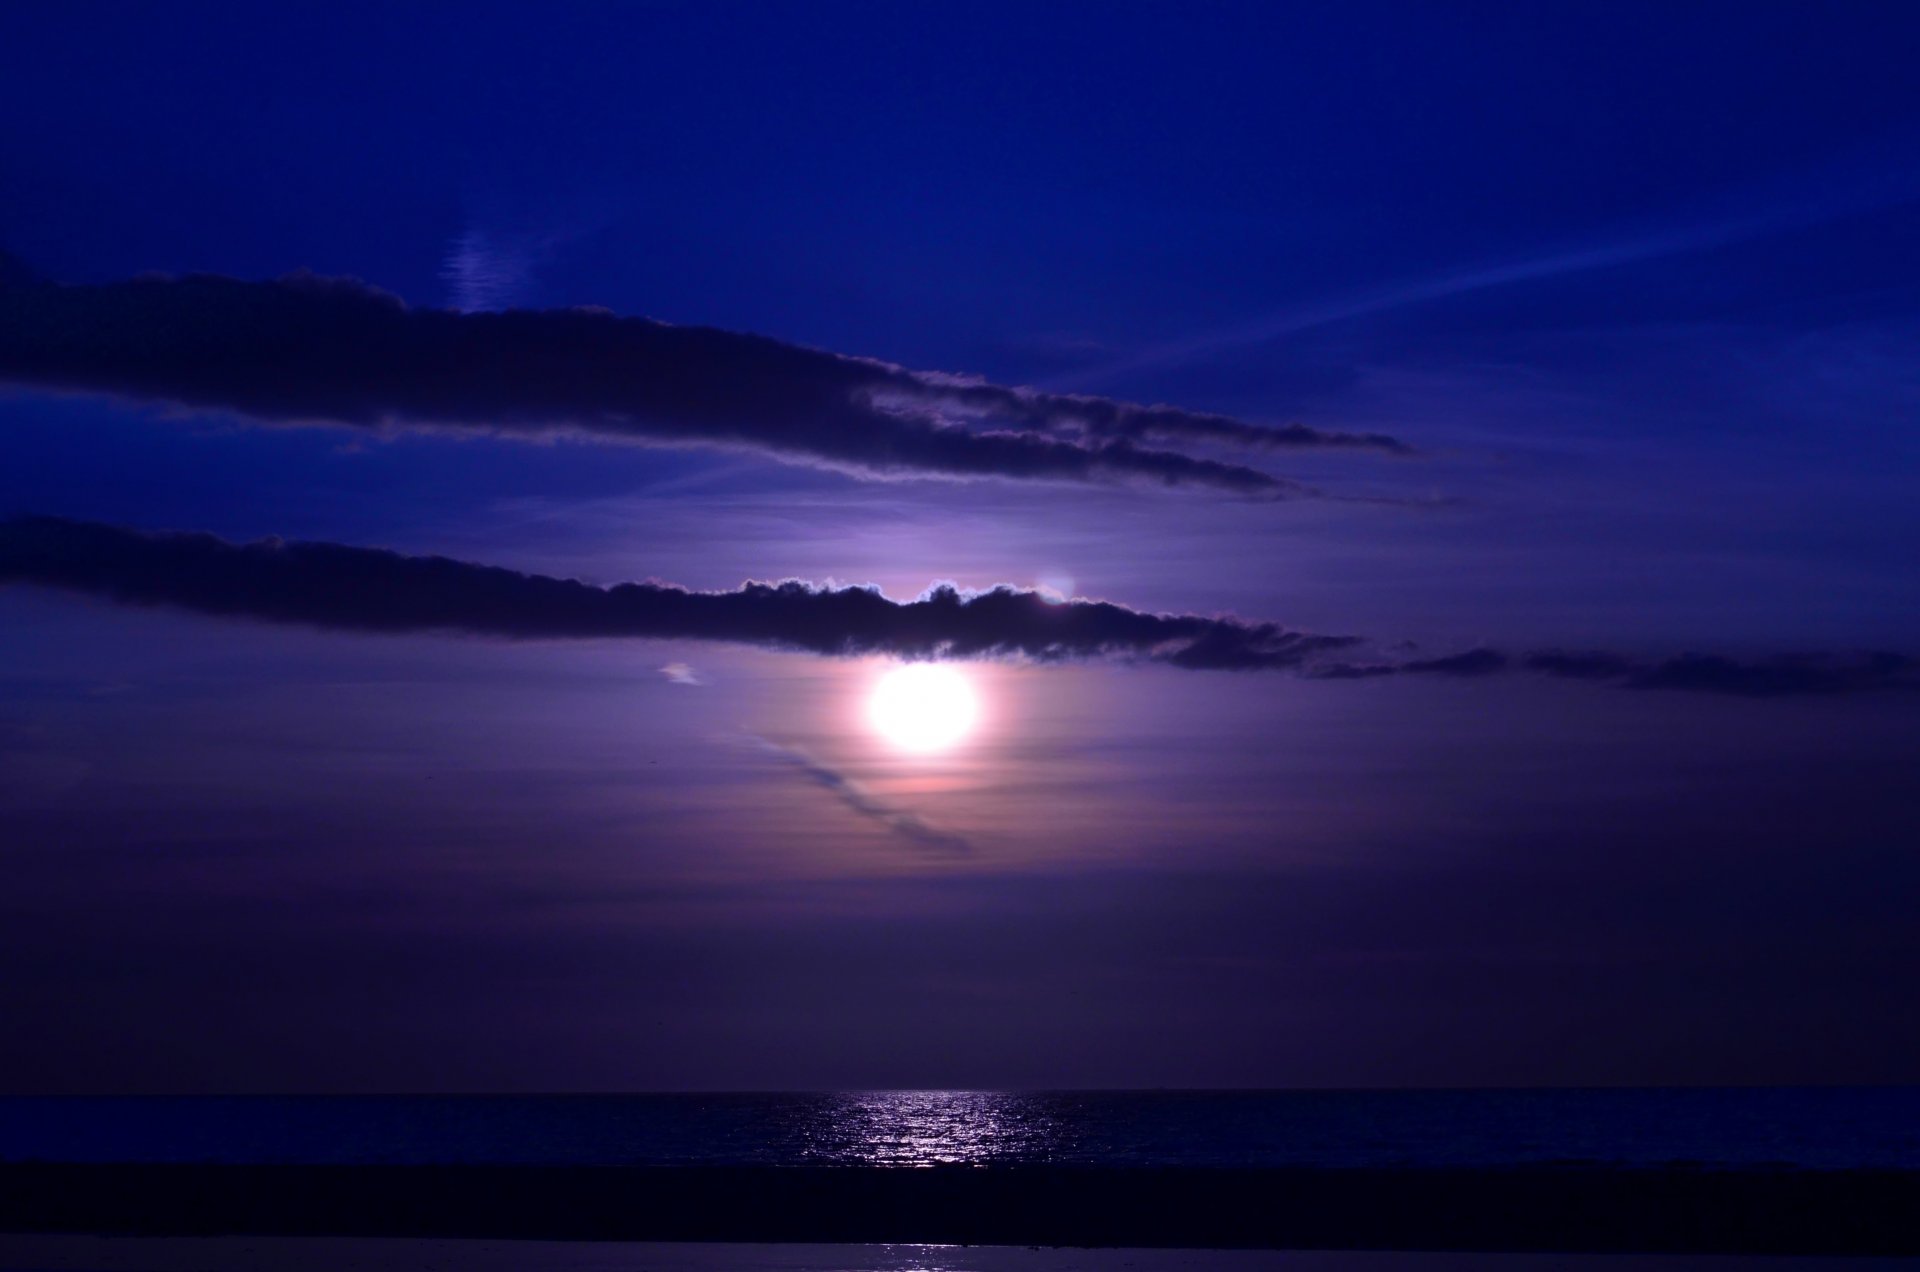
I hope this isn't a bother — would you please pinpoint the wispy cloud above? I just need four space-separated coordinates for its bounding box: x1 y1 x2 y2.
441 228 542 313
1058 140 1920 390
750 736 969 856
1314 647 1918 698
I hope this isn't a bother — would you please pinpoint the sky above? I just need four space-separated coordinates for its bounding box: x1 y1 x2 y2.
0 0 1917 1092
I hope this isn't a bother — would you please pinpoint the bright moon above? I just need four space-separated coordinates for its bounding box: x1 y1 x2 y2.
869 663 978 753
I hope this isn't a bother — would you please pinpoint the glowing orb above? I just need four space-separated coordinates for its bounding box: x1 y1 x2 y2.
868 663 978 753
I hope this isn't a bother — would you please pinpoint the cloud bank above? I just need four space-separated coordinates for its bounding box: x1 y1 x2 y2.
0 267 1408 495
0 516 1353 669
2 516 1911 698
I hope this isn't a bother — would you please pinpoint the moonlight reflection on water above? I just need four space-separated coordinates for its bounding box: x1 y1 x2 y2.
5 1089 1916 1169
801 1092 1073 1166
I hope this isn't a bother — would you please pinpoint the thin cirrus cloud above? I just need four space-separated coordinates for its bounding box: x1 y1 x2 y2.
2 515 1913 699
1051 137 1920 391
0 261 1409 496
440 228 544 314
749 736 970 857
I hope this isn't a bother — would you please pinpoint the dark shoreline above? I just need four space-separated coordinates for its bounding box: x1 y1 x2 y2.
2 1164 1917 1255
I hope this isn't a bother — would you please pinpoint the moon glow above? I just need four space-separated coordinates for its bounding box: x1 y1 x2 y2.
869 663 979 753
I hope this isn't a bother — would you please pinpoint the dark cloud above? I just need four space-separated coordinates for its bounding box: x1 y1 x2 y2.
0 250 42 290
1317 646 1916 697
916 372 1416 455
1532 648 1920 697
4 516 1911 698
1407 648 1510 676
1306 648 1510 680
0 267 1409 495
0 516 1355 670
1519 650 1635 681
751 737 969 856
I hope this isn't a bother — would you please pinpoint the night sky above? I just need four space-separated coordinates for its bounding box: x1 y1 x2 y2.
1 1 1917 1092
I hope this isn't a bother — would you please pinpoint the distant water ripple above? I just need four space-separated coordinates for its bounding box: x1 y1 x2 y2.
2 1088 1917 1170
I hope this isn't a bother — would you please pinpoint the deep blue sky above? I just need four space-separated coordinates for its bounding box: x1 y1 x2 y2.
1 2 1917 1090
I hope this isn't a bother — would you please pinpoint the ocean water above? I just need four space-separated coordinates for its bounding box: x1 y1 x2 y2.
2 1236 1916 1272
1 1087 1916 1169
0 1236 1914 1272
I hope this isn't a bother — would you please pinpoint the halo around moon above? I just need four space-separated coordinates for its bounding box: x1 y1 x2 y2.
869 663 979 753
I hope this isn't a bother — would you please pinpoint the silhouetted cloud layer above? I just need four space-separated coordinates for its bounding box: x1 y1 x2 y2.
914 371 1415 455
0 517 1353 669
0 268 1408 494
1315 647 1918 697
2 517 1911 697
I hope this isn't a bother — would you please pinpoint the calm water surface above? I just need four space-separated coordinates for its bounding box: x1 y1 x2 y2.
2 1089 1916 1169
0 1236 1912 1272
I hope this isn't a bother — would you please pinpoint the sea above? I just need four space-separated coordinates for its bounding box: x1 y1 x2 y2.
2 1087 1916 1170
